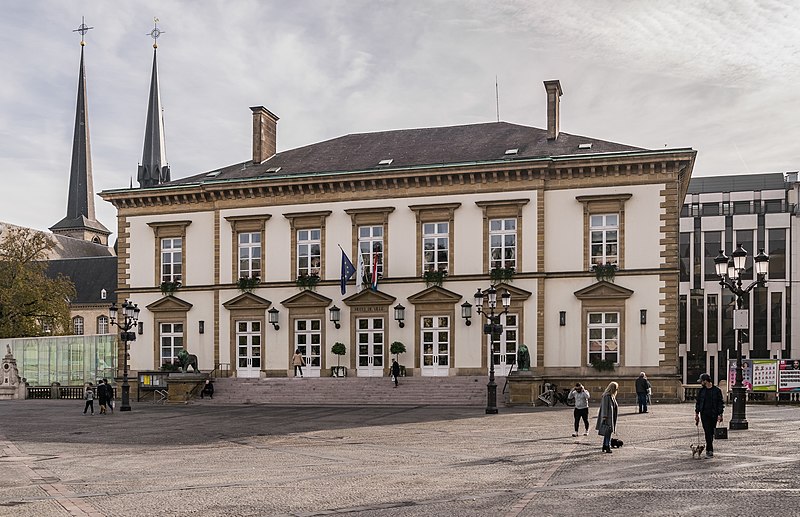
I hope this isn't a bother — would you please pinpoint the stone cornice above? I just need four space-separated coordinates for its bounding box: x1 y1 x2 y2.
100 149 696 210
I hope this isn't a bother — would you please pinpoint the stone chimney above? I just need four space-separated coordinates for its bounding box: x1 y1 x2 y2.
543 80 562 141
250 106 279 164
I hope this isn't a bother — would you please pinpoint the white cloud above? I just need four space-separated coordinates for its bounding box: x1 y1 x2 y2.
1 0 799 235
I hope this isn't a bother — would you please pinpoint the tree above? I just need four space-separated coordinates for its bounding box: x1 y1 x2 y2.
0 227 75 338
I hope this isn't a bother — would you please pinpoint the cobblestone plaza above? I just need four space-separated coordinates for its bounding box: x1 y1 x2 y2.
1 400 799 516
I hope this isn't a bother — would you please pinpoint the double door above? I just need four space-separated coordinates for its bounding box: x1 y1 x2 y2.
421 316 450 376
236 321 261 378
295 319 322 377
488 313 518 376
356 317 384 377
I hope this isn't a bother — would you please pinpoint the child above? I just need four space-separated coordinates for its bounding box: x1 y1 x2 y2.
83 384 94 415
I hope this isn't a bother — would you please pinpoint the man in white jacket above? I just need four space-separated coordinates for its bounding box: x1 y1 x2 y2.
568 383 591 436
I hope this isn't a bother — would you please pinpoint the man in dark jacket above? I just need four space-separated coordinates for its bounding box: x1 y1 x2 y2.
391 360 401 388
635 372 651 413
694 373 724 458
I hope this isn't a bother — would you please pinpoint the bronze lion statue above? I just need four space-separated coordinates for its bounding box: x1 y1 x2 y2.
176 349 200 374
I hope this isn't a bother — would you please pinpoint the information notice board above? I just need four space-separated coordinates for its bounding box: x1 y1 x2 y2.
727 359 800 393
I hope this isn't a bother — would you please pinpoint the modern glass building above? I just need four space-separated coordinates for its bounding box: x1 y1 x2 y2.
1 335 117 386
679 173 796 385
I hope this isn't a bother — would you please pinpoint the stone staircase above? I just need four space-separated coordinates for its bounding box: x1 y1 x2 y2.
193 375 506 406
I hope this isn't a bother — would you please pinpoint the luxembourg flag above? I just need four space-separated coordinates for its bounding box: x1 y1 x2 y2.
371 252 379 291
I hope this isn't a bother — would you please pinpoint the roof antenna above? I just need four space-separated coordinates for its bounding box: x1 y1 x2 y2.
495 75 500 122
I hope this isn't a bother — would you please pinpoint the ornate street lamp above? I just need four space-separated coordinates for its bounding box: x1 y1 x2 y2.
471 285 511 414
713 246 769 430
109 299 140 412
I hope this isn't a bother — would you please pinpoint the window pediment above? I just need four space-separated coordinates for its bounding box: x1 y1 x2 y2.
146 296 193 312
343 289 396 307
281 290 333 308
222 292 272 310
574 281 633 300
408 285 462 305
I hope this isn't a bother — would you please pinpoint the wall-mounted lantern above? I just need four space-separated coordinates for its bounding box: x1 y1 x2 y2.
268 307 280 331
461 301 472 326
394 304 405 328
329 305 341 329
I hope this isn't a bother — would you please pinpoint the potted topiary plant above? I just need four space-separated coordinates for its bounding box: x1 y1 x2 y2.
390 341 407 377
331 342 347 377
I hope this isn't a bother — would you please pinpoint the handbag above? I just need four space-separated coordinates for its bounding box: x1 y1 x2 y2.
597 421 611 436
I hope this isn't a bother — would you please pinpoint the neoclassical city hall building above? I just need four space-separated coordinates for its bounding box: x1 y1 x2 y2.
101 80 696 398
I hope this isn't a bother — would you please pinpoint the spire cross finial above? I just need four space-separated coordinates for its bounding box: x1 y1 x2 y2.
148 17 164 48
73 16 94 46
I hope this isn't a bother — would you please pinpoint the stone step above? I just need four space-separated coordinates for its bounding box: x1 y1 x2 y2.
193 376 506 406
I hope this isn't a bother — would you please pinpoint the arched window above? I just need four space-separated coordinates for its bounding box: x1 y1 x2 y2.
97 315 109 334
73 316 84 336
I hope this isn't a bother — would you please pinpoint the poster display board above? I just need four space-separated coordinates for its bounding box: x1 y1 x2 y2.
727 359 753 391
750 359 778 391
778 359 800 393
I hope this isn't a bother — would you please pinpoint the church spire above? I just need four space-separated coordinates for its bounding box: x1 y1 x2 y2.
50 18 110 245
137 19 170 188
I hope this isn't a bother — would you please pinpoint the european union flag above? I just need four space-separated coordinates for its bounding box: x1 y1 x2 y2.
340 249 356 295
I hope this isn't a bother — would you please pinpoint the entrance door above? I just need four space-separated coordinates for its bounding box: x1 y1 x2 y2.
487 313 517 376
295 319 322 377
236 320 261 378
421 316 450 376
356 317 384 377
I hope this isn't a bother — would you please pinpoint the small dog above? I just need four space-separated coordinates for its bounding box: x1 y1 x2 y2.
610 438 624 448
691 443 705 459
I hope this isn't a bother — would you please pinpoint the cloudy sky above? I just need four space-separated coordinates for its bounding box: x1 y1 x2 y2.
1 0 799 236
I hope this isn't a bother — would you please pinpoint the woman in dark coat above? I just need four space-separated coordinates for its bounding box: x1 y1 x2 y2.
595 381 619 453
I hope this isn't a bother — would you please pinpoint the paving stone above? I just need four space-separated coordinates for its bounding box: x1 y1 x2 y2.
0 400 798 516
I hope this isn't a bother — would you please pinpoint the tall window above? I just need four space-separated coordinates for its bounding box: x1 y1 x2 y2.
97 316 109 335
72 316 84 336
679 295 687 345
358 226 384 279
423 222 449 272
735 230 753 280
679 233 691 282
588 312 618 364
489 218 516 270
238 232 262 278
707 295 718 343
297 229 321 277
771 292 782 343
161 237 183 283
768 228 786 280
589 214 618 266
704 232 721 281
160 323 184 365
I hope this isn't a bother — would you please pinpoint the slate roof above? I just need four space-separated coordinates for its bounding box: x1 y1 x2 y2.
45 256 117 305
167 122 644 186
687 173 788 194
50 234 114 259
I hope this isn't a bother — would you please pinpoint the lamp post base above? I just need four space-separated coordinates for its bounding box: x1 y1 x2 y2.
728 385 748 430
486 380 498 414
120 378 131 412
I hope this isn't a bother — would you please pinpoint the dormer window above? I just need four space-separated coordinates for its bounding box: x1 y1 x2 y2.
100 288 107 300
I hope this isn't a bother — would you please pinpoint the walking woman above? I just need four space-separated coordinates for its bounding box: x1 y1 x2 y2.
291 349 305 378
596 381 619 453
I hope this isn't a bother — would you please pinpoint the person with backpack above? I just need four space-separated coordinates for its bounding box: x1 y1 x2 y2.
83 384 95 415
